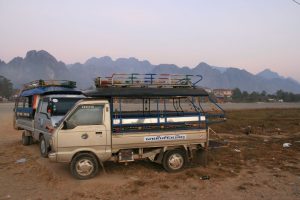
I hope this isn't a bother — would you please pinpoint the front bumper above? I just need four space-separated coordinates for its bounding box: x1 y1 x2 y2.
48 152 57 162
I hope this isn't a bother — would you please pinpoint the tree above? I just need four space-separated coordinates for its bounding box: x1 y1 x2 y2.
231 88 300 102
261 90 267 97
232 88 242 101
0 75 13 98
276 90 285 100
249 91 260 102
242 91 249 101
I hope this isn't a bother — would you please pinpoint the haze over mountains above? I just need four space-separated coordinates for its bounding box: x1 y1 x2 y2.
0 50 299 94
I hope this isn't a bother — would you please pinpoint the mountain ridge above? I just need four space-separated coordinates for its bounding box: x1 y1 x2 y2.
257 69 284 80
0 50 299 94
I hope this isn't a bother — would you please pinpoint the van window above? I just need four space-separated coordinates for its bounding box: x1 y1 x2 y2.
15 96 34 118
67 105 103 128
16 97 31 108
16 97 25 108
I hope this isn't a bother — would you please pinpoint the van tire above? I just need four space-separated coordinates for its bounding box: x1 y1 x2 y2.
39 135 48 158
22 131 32 146
70 153 99 180
162 149 186 172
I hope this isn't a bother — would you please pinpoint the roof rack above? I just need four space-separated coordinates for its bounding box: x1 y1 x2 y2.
23 80 76 90
95 73 203 88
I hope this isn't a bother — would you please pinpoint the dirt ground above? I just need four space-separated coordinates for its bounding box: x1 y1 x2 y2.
0 103 299 200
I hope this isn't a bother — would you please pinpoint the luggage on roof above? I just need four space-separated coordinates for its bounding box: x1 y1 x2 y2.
23 80 76 90
19 80 80 97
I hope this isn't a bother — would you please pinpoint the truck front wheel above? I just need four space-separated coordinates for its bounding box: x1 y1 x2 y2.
70 153 99 180
162 149 186 172
39 135 48 158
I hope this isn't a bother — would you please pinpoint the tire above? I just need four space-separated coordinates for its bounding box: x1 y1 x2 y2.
162 149 187 172
70 153 99 180
22 131 32 146
39 135 48 158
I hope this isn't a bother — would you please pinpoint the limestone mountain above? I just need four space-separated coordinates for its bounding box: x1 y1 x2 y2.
257 69 284 80
0 50 69 88
68 56 155 88
1 50 299 93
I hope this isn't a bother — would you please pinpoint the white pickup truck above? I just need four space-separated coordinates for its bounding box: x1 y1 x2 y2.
48 84 225 179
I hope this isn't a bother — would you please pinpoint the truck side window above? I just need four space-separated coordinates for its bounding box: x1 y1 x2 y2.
66 105 103 128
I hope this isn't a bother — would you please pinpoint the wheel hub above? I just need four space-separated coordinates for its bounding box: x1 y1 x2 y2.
168 153 184 170
76 159 94 176
40 140 46 153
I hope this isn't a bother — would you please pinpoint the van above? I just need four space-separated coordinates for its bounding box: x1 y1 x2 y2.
14 80 85 157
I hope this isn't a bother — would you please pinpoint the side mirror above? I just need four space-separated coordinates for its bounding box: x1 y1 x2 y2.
63 121 68 129
63 120 76 130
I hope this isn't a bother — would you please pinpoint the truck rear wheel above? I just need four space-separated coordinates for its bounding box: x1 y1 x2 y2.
162 149 186 172
40 135 48 158
22 131 32 146
70 153 99 180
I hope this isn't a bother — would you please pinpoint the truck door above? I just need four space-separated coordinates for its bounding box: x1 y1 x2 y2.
33 97 49 140
57 104 108 160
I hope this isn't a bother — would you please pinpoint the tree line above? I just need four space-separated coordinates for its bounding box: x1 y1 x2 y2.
1 75 300 102
231 88 300 102
0 75 13 98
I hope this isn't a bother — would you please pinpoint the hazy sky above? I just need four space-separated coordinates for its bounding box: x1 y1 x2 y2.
0 0 300 80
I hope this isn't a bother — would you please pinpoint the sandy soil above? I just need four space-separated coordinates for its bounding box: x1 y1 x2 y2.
0 103 299 200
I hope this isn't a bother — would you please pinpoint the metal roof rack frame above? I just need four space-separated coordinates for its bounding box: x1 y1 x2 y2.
23 80 77 90
94 73 203 88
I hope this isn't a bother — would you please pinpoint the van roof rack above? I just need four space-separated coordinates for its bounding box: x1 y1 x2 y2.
95 73 203 88
23 80 77 90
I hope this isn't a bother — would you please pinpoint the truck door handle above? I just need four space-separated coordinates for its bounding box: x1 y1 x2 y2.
96 132 102 135
81 133 88 139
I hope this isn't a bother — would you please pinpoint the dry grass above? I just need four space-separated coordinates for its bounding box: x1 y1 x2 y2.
207 108 300 176
211 108 300 134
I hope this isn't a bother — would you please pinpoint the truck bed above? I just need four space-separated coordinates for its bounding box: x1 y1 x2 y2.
111 129 208 152
16 118 34 132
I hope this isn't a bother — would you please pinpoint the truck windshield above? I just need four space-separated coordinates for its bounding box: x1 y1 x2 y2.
51 98 81 116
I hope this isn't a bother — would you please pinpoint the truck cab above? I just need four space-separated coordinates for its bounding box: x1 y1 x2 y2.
48 74 226 179
50 99 112 162
14 80 85 157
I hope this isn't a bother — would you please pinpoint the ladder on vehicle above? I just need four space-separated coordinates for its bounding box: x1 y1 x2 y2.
95 73 203 88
